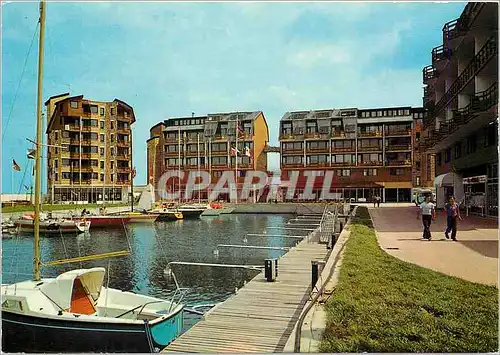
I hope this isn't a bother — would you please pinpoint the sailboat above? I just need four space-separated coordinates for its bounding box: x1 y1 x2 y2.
112 183 160 223
1 2 185 352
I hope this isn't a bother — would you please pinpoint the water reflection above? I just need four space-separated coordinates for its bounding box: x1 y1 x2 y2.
2 214 310 330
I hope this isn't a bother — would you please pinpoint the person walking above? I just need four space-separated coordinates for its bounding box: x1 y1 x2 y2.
416 196 436 240
376 195 381 207
444 196 462 241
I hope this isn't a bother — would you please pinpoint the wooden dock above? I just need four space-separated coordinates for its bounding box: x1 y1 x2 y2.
163 237 330 353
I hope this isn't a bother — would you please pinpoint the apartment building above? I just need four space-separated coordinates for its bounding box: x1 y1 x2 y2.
46 94 135 203
419 2 498 215
279 107 422 202
147 111 269 200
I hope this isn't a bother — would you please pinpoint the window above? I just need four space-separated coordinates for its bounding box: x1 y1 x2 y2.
389 168 405 176
466 135 476 154
100 107 105 116
111 148 114 155
100 134 105 142
211 156 228 165
100 161 104 169
100 147 104 156
455 143 462 159
416 132 420 141
70 101 78 109
404 109 410 116
111 134 114 143
62 131 70 138
90 105 98 114
100 121 105 129
55 160 58 168
111 121 114 130
444 148 451 163
110 108 115 115
111 174 114 182
363 169 377 176
62 159 70 166
436 153 442 166
55 147 58 154
100 174 104 181
62 172 70 179
398 109 404 116
110 161 114 169
377 111 383 117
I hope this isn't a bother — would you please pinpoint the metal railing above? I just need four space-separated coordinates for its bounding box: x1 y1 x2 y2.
424 36 497 129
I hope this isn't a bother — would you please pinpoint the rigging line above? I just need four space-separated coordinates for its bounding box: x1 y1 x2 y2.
2 21 40 141
16 159 31 195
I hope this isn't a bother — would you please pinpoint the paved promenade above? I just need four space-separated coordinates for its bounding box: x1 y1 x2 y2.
369 206 498 286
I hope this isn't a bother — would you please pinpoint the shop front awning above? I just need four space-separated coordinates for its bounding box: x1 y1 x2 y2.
434 172 463 188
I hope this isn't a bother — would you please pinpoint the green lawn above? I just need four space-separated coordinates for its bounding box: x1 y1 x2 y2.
319 206 498 353
2 203 127 213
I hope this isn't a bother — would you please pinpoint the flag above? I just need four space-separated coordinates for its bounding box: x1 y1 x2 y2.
27 149 36 159
237 123 245 138
244 146 254 161
12 159 21 172
231 146 240 156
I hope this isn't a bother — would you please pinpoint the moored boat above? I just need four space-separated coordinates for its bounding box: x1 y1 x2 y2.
154 209 184 221
80 215 131 228
14 216 91 234
176 204 207 219
119 211 159 223
2 268 184 353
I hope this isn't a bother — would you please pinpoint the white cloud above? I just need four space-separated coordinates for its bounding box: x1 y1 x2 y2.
287 44 351 69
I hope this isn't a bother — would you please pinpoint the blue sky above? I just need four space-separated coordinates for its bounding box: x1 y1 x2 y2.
2 1 466 193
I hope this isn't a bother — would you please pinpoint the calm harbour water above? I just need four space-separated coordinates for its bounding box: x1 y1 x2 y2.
2 214 303 331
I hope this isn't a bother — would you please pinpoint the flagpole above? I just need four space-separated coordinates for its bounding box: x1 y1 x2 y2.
11 161 14 206
197 132 200 204
178 126 181 204
235 114 238 204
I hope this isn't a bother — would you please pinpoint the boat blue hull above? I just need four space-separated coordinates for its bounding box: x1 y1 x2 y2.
1 308 184 353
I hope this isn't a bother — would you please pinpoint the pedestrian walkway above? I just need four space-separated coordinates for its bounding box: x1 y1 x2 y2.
369 206 498 286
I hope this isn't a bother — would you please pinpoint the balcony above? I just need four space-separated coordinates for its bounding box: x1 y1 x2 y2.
306 147 329 153
330 131 346 139
185 150 205 157
281 163 304 168
386 159 412 167
428 36 497 126
282 147 303 154
385 144 412 152
385 129 411 137
214 135 229 141
117 167 131 173
423 65 438 84
116 140 130 147
443 3 484 41
304 132 320 139
331 147 355 153
116 127 129 135
164 150 183 157
358 161 383 167
358 131 382 138
358 146 383 152
331 162 355 167
165 136 183 143
432 44 452 63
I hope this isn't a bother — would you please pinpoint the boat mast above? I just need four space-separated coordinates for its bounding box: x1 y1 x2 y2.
130 126 134 211
34 0 46 281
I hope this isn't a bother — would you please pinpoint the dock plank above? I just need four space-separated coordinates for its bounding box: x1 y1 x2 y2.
163 216 333 353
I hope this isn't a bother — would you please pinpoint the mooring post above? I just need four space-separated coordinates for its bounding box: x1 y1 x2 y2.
311 260 326 292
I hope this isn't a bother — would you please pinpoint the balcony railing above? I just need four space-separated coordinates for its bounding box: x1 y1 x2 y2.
423 65 438 83
165 136 182 143
358 146 383 152
358 132 382 137
432 44 452 63
279 133 294 140
331 147 355 153
385 129 411 137
331 162 355 167
306 147 329 153
306 162 329 167
304 132 319 139
443 3 484 41
282 148 303 153
426 36 497 129
358 161 383 166
386 159 412 166
330 132 345 138
386 144 412 151
281 163 304 168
